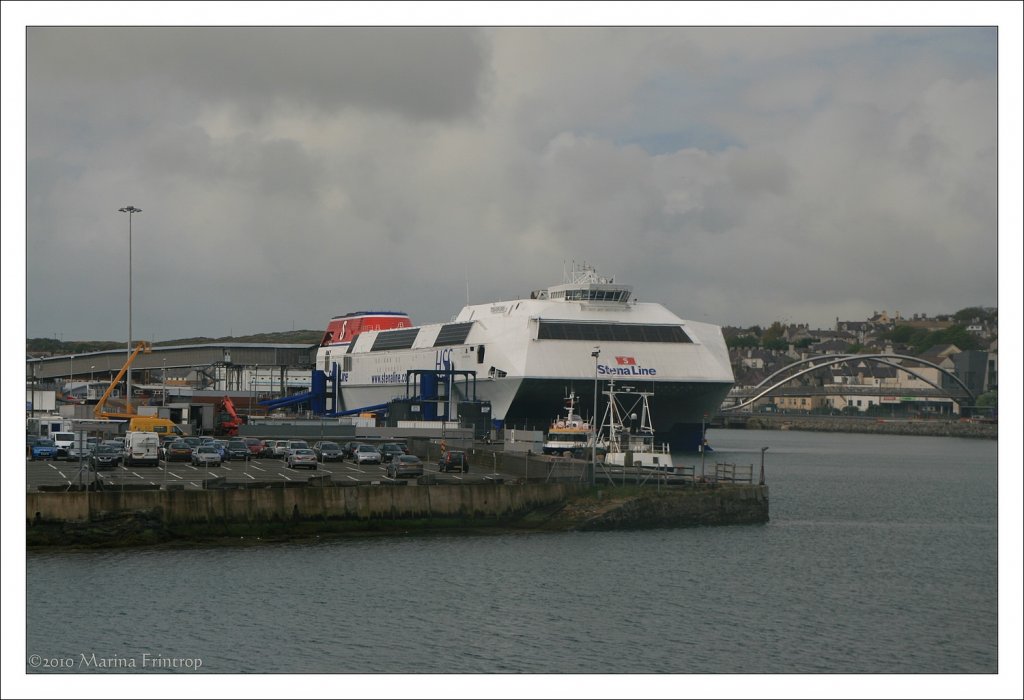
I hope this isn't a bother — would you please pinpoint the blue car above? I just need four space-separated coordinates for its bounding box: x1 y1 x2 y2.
30 438 59 461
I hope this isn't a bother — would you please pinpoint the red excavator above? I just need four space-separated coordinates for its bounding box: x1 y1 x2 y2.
215 396 244 436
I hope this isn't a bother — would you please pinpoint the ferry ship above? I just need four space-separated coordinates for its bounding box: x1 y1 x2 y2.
314 264 734 450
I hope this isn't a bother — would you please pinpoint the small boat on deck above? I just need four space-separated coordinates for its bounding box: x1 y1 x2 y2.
542 391 596 456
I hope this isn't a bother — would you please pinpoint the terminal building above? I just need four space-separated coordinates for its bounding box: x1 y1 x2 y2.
26 342 317 434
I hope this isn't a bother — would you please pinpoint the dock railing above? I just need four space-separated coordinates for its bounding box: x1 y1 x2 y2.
714 462 754 484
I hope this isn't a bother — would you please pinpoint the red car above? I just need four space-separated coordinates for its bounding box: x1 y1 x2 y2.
163 440 193 462
243 438 264 457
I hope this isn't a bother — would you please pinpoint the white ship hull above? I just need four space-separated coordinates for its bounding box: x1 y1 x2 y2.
315 266 734 450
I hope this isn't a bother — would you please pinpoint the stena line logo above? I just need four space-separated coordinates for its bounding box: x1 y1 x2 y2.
598 357 656 376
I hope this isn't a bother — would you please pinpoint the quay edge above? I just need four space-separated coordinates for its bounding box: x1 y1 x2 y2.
26 483 769 547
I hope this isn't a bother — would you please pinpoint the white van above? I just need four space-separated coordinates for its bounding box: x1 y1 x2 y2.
51 432 76 456
124 431 160 467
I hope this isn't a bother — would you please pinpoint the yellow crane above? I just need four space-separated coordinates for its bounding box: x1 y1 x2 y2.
93 341 150 419
93 341 184 437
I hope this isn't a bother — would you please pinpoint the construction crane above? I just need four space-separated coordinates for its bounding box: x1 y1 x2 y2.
93 341 183 436
214 395 244 436
94 341 151 420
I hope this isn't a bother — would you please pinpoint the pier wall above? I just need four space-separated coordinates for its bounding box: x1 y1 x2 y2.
26 480 769 546
26 482 583 527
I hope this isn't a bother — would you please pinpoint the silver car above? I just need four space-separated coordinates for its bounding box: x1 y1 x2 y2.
352 444 382 465
191 445 222 466
286 448 318 470
387 454 424 479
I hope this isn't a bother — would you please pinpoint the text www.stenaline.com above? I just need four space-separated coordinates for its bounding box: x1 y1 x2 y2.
28 653 203 671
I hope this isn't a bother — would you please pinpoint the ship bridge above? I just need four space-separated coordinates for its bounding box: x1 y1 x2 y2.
530 263 632 304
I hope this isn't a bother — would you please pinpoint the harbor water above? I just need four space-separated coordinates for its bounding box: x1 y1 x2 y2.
22 430 1001 683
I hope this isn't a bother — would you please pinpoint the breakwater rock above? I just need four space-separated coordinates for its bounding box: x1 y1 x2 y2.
541 484 769 531
737 415 997 439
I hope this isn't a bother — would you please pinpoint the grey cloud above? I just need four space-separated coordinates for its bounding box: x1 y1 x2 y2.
22 26 1001 341
29 27 487 122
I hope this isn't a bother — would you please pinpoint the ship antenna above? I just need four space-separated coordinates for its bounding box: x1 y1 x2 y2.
465 267 470 306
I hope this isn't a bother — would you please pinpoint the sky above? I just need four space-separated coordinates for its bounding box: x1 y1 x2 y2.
8 5 1020 345
3 4 1023 699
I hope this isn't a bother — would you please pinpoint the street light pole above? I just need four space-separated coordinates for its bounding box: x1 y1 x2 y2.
760 446 769 485
591 346 600 487
69 355 74 401
700 413 707 478
119 205 141 414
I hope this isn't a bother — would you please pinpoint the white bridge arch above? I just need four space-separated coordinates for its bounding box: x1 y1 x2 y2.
721 353 975 413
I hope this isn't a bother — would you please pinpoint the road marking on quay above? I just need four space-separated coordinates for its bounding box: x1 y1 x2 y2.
168 471 182 479
277 473 292 481
248 464 266 471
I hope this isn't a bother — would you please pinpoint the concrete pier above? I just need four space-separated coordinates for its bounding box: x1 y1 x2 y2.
26 481 769 546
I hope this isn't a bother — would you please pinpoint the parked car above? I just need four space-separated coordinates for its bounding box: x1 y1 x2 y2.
259 440 277 458
101 439 125 458
163 440 193 462
378 442 406 463
30 438 59 461
387 454 424 479
313 441 344 462
243 437 264 457
282 440 310 459
65 438 96 462
210 440 230 460
438 450 469 473
352 444 382 465
272 440 292 459
341 441 361 460
286 448 319 470
226 440 251 461
89 445 122 470
191 445 223 467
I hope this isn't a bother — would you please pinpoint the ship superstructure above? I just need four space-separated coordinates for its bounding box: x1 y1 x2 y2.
315 264 734 450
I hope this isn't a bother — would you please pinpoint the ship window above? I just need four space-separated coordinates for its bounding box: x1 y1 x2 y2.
559 288 630 302
434 322 474 347
537 321 692 343
477 345 485 363
343 356 352 372
371 328 420 351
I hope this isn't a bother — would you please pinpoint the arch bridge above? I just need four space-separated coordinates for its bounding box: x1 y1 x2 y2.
721 353 975 413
